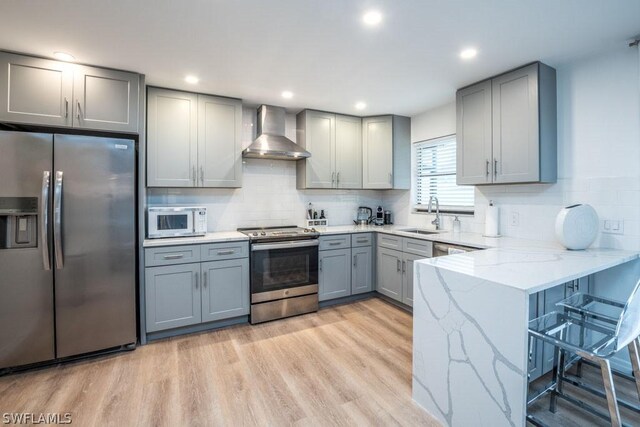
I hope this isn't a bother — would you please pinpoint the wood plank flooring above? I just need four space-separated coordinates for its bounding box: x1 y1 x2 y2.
0 298 439 426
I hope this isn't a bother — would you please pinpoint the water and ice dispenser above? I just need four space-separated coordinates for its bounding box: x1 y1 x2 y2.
0 197 38 249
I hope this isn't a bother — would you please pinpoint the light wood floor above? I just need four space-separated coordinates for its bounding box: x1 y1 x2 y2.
0 298 439 426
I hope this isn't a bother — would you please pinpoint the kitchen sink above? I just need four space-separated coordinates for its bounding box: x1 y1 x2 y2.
397 228 441 235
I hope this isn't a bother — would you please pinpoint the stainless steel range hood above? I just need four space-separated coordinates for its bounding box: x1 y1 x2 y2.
242 105 310 160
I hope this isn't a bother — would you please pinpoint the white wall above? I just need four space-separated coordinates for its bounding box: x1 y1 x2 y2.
148 107 384 231
385 45 640 250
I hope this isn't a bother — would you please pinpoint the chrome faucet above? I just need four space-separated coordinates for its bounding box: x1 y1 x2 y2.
427 196 441 230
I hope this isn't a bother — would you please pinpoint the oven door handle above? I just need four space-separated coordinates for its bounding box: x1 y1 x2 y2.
251 240 319 251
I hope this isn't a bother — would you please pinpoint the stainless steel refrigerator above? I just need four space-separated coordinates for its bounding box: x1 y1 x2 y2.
0 131 136 370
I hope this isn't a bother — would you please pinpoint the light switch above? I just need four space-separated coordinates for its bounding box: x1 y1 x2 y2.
602 218 624 235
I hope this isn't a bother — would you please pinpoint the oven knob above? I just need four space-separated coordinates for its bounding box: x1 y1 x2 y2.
252 232 258 236
303 228 309 233
260 231 266 236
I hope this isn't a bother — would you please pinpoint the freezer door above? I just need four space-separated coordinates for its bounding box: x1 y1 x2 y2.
0 131 55 369
53 134 136 358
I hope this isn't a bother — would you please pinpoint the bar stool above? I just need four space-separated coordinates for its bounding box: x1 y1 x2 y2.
527 278 640 427
556 291 640 402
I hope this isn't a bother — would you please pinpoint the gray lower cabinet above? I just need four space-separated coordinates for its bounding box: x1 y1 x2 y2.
377 248 403 300
0 51 140 132
145 263 201 332
319 248 352 301
351 246 373 295
402 253 422 307
201 258 249 322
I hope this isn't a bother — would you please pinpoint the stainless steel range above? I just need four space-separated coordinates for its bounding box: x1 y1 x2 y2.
238 226 319 324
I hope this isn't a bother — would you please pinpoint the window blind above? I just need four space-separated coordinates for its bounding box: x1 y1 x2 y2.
413 135 474 212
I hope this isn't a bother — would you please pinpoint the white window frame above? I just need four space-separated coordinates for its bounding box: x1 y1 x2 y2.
412 134 475 214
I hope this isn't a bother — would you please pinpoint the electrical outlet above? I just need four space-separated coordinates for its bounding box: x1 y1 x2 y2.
602 219 624 235
510 211 520 227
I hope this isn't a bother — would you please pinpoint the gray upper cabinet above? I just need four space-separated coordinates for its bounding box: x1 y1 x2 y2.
145 263 202 332
146 87 242 188
147 87 198 187
201 258 249 322
335 114 362 188
198 95 242 188
456 80 493 184
0 52 140 132
296 110 335 189
0 52 73 127
297 111 363 189
73 65 139 133
456 62 557 185
319 248 351 301
362 115 411 189
351 246 373 295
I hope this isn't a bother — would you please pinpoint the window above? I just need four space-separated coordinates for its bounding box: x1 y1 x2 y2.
413 135 474 213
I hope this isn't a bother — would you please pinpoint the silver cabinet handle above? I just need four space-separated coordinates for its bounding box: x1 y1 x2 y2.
494 159 498 178
396 259 401 272
200 166 204 186
217 250 235 255
528 336 535 362
41 171 51 270
53 171 64 269
203 271 207 289
76 100 82 120
195 272 199 289
64 98 69 118
163 254 184 260
353 254 357 267
331 171 335 187
329 242 341 246
486 159 490 176
337 172 340 187
192 165 196 186
356 238 368 243
389 172 393 185
402 260 406 274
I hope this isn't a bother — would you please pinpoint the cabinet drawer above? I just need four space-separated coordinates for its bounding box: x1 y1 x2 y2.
145 245 201 267
351 233 373 247
377 233 402 251
403 238 433 257
201 241 248 261
319 234 351 251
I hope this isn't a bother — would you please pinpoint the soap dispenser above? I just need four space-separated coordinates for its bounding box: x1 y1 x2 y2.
453 216 461 233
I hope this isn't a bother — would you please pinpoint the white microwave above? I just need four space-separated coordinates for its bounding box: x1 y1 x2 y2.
147 206 207 239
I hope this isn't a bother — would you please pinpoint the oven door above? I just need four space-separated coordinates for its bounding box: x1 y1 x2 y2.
250 239 319 303
148 210 194 238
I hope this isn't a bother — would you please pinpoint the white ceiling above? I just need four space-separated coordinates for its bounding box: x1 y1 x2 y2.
0 0 638 116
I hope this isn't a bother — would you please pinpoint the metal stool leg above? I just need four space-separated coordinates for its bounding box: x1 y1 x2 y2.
550 345 566 413
628 338 640 400
599 358 622 427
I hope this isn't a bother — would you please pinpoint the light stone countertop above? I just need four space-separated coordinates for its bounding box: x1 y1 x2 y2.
143 231 248 248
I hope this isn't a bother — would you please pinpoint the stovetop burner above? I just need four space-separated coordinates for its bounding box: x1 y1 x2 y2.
238 225 319 241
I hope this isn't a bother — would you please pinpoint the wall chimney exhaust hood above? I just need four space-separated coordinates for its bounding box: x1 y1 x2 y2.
242 105 310 160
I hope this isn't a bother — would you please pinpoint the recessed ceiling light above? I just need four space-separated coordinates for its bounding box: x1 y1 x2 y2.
185 75 199 84
281 90 293 99
362 10 382 26
355 101 367 110
53 52 75 62
460 48 478 59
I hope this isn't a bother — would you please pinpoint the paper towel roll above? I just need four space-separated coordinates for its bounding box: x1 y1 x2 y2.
484 204 500 237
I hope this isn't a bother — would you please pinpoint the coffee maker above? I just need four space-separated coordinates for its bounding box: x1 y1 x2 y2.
373 206 385 226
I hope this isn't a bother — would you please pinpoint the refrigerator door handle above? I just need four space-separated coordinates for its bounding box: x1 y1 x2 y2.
53 171 64 269
41 171 51 270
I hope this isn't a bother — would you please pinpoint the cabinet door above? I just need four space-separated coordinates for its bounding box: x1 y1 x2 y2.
351 246 373 295
402 253 423 307
540 284 566 374
362 116 393 189
0 52 73 127
492 63 539 183
198 95 242 188
201 258 249 322
456 80 493 185
145 264 201 332
335 114 362 189
376 247 403 301
305 111 335 188
319 248 351 301
73 65 139 132
147 88 198 187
